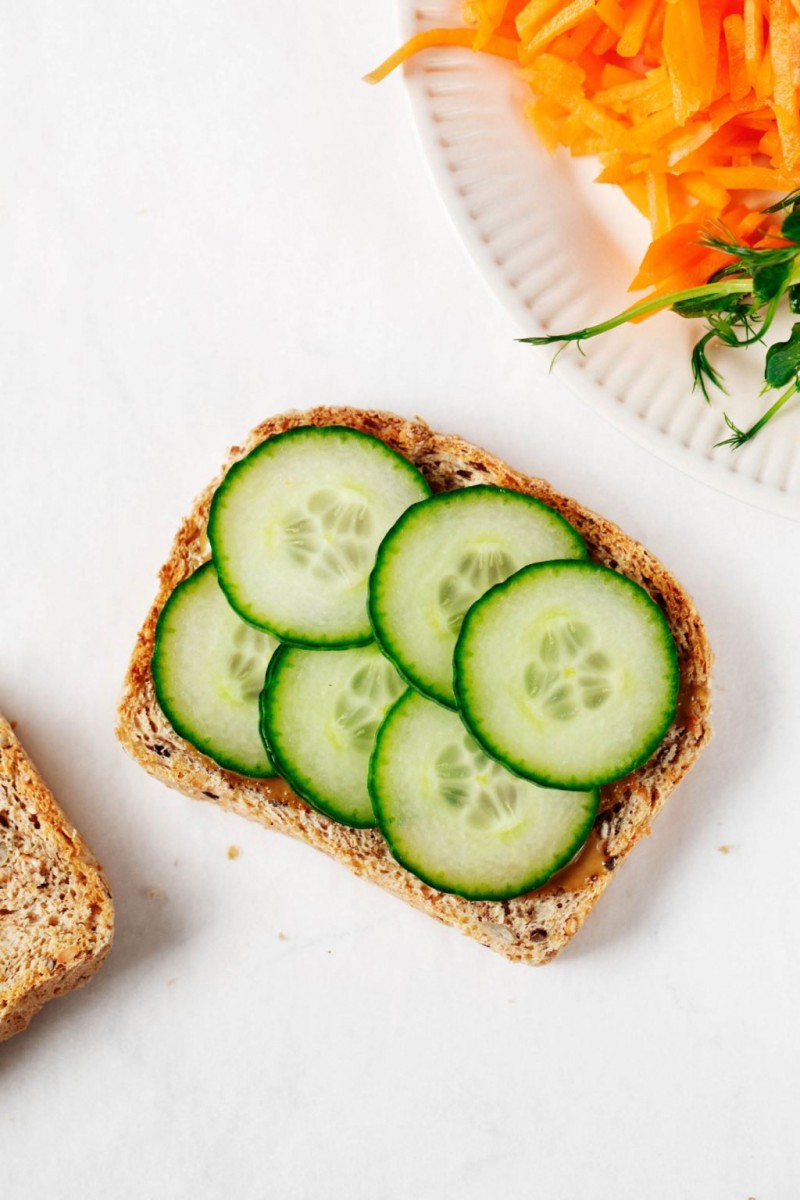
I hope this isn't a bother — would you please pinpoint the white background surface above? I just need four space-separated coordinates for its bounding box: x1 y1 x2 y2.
0 5 797 1198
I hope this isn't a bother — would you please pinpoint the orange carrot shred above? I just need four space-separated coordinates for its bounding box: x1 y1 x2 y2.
723 15 750 104
465 0 513 50
743 0 764 88
369 2 800 294
617 0 659 57
363 27 518 85
516 0 566 45
519 0 596 60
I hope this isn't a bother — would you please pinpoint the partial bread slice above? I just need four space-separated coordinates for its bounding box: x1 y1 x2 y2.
117 407 712 965
0 717 114 1041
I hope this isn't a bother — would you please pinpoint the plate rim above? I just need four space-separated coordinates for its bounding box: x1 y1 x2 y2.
393 0 800 523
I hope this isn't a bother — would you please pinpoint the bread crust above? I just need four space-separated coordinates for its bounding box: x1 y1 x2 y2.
116 406 712 964
0 718 114 1041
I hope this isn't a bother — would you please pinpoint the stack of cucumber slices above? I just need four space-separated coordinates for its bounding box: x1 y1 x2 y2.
153 426 679 901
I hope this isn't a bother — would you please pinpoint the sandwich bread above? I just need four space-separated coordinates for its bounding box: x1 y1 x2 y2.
0 716 114 1042
117 406 712 964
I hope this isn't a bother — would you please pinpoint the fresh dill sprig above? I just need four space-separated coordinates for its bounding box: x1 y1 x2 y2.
520 191 800 449
715 380 800 449
691 331 726 405
763 188 800 214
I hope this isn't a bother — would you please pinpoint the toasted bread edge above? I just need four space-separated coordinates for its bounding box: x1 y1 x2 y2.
0 718 114 1042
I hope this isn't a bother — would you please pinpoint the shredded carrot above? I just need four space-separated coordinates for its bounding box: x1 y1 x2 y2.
367 2 800 294
617 0 659 58
662 0 708 121
519 0 596 60
595 0 626 37
723 15 750 105
362 27 518 85
681 173 730 211
743 0 764 89
516 0 567 44
465 0 511 49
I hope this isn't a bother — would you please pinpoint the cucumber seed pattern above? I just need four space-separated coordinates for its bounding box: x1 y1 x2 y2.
333 657 404 748
524 619 612 721
226 621 277 703
435 734 521 830
437 546 516 633
282 489 374 583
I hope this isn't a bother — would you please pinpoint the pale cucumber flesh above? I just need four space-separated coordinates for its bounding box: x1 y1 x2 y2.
261 642 405 827
369 486 586 706
156 431 677 902
455 561 679 789
208 426 430 647
369 691 598 900
152 562 278 776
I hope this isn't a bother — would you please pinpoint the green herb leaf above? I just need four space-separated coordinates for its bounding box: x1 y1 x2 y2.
714 412 750 450
691 331 726 404
520 190 800 450
763 188 800 214
702 234 796 272
700 221 800 272
716 378 800 449
518 280 752 348
781 211 800 242
753 260 792 304
764 323 800 388
673 292 741 318
709 309 758 345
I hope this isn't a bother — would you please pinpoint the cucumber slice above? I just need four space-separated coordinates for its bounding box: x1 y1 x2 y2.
369 485 586 707
152 562 278 776
369 691 598 900
454 561 679 789
261 642 405 827
209 426 431 647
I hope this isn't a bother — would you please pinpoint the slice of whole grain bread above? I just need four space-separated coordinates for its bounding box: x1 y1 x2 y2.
0 717 114 1041
116 406 712 965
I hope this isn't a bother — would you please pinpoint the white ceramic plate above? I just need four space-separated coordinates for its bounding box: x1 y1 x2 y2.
395 0 800 520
